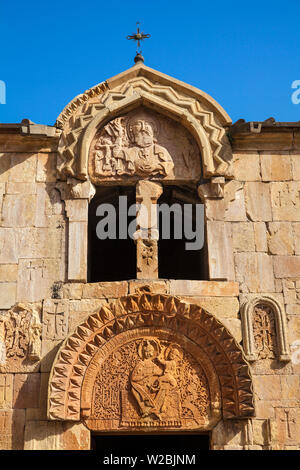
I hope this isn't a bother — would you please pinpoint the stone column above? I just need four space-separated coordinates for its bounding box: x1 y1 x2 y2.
135 180 163 279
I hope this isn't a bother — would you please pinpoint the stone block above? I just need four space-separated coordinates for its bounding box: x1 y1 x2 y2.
254 222 268 252
40 339 63 373
0 409 25 449
0 153 11 182
207 221 235 281
16 227 63 259
36 152 57 182
275 408 300 445
6 182 36 194
169 280 239 296
271 182 300 221
68 221 87 281
290 153 300 180
61 422 90 450
235 252 275 292
280 376 300 400
8 153 37 182
273 256 300 278
42 299 69 341
282 279 300 304
25 373 49 421
0 374 13 409
0 228 18 263
13 373 41 408
62 283 83 300
0 283 16 308
179 296 240 318
253 375 281 400
231 222 255 252
224 181 247 221
129 280 169 294
2 194 36 227
24 421 63 450
293 223 300 255
232 152 261 181
287 316 300 343
267 222 294 255
65 199 88 222
261 153 292 181
244 182 272 221
82 281 128 299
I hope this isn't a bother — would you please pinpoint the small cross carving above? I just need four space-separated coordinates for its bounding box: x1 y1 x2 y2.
44 302 67 338
0 376 10 403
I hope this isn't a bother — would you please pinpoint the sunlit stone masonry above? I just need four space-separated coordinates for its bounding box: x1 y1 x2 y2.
0 62 300 450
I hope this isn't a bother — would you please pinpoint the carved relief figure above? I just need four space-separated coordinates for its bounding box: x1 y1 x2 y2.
92 111 174 178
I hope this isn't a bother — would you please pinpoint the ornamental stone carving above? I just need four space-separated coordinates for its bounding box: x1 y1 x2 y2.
241 295 290 362
0 303 42 372
48 294 255 430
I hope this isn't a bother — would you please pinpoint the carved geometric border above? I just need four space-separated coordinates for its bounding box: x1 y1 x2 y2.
57 75 233 181
241 295 291 363
48 294 254 422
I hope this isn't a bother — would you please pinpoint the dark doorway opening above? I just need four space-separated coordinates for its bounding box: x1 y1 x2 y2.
88 186 136 282
158 186 208 280
91 433 210 452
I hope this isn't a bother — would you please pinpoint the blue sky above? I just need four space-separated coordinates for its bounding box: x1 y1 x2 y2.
1 0 300 125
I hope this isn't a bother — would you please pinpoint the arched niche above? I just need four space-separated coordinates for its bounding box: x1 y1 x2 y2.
48 294 255 432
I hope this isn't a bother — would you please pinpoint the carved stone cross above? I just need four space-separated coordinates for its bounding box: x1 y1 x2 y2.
43 300 69 340
280 409 296 439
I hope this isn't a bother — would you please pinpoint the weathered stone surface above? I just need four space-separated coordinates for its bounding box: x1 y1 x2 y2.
244 182 272 221
17 258 63 302
25 373 49 421
273 256 300 278
253 375 281 400
65 199 88 222
271 182 300 221
233 152 261 181
68 221 87 281
36 152 57 182
24 421 63 450
61 422 90 450
0 153 11 182
2 194 36 227
293 223 300 255
267 222 294 255
235 253 275 292
129 280 169 294
280 376 300 400
291 153 300 180
13 373 41 408
42 299 69 340
16 227 63 259
0 282 16 309
283 279 300 304
6 182 36 194
224 181 247 221
254 222 268 252
275 407 300 445
169 280 239 296
62 283 83 299
261 153 292 181
0 410 25 449
180 296 239 318
231 222 255 252
207 221 235 280
0 265 17 282
0 374 13 409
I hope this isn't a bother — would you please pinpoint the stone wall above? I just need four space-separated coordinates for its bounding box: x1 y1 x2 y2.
0 140 299 449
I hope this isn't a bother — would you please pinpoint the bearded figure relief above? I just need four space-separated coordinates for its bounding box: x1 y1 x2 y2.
91 111 174 178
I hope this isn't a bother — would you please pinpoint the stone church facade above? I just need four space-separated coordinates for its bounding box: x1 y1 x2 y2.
0 63 299 450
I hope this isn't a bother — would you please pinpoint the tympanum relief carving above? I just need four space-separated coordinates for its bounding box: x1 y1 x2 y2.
88 108 201 183
84 336 210 431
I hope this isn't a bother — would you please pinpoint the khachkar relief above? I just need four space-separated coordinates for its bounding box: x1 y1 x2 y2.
87 337 209 431
0 303 42 372
88 109 201 183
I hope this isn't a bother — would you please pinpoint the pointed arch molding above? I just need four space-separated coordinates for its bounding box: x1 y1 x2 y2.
56 66 233 180
241 295 291 362
47 294 254 423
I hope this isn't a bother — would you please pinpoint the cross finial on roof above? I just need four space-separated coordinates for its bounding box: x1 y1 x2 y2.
127 22 151 64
